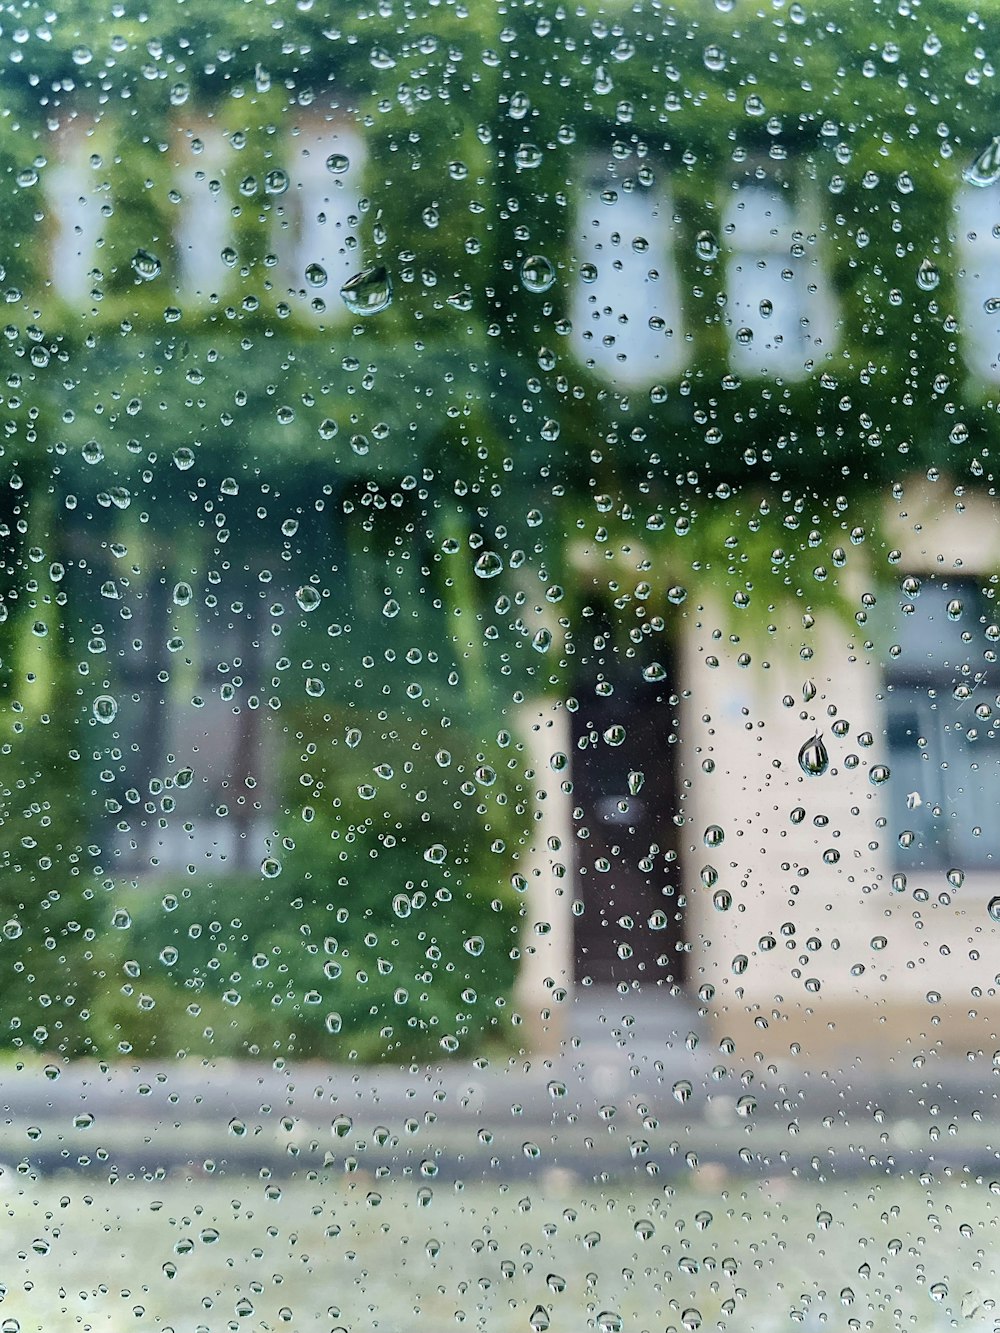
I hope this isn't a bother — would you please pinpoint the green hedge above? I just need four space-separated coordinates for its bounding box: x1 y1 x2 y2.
101 705 527 1061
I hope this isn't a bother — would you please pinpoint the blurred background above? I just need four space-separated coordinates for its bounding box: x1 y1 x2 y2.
3 2 1000 1329
0 0 993 1069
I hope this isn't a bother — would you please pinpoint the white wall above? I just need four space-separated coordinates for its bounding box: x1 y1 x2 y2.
679 482 1000 1061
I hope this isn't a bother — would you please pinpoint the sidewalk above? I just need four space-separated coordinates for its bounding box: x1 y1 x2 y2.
2 989 997 1183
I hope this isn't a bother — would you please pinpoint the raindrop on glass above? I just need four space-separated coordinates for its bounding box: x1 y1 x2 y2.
131 248 162 281
340 266 393 316
519 254 556 294
295 585 321 612
916 258 940 291
798 733 829 776
93 695 118 724
963 136 1000 188
474 551 504 579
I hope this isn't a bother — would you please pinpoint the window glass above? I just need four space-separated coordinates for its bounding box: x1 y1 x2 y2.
571 167 684 384
4 5 1000 1331
885 576 1000 870
723 178 835 377
47 117 103 306
956 185 1000 380
174 123 232 299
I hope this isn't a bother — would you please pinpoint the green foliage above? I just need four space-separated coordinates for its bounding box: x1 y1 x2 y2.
0 0 993 1063
0 704 99 1057
102 704 525 1061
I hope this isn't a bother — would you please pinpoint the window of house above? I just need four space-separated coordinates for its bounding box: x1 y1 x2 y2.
46 118 104 305
570 165 684 384
174 123 232 300
279 121 364 311
884 575 1000 872
722 176 835 377
956 185 1000 381
174 118 364 309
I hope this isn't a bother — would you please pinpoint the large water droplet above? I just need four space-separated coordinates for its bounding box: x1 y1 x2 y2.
131 248 161 281
703 44 726 71
509 90 531 119
695 230 719 262
917 257 940 291
474 550 504 579
964 136 1000 188
93 694 118 724
798 733 829 776
295 585 321 612
520 254 556 293
340 265 392 316
988 896 1000 922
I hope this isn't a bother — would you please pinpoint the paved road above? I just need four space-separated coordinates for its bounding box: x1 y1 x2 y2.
2 992 997 1182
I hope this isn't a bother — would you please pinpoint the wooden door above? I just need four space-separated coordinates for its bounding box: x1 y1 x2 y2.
571 695 684 988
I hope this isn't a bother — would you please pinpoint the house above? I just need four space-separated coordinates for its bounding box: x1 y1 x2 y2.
3 2 998 1061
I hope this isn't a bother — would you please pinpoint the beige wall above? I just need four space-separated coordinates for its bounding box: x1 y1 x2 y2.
680 481 1000 1062
514 700 576 1053
514 481 1000 1062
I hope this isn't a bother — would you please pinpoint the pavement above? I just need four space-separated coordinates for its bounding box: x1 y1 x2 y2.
2 989 999 1184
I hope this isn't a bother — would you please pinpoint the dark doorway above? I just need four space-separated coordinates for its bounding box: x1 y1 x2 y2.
570 684 684 989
